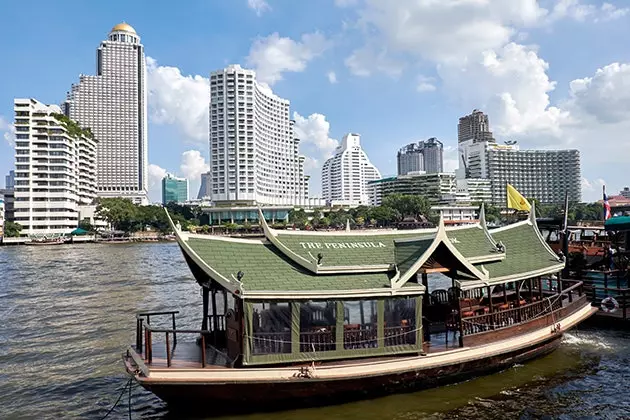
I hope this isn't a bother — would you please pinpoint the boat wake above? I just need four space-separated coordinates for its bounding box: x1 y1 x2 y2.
562 331 614 351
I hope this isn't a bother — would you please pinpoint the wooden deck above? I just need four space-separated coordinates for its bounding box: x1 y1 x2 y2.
140 342 230 369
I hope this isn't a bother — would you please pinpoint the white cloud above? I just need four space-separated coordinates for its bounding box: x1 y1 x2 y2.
567 62 630 124
442 146 459 173
547 0 629 23
0 116 15 146
416 75 436 93
246 32 330 85
146 57 209 144
439 43 568 141
345 45 405 77
293 112 340 196
334 0 358 7
180 150 210 202
148 164 167 203
247 0 271 16
327 71 338 84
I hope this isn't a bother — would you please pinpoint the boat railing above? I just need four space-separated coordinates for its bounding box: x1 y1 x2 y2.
461 281 585 336
206 314 226 332
136 311 213 368
589 285 630 320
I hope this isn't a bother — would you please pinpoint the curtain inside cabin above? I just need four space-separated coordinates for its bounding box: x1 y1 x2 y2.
299 301 337 352
384 297 417 346
251 302 292 355
343 300 378 349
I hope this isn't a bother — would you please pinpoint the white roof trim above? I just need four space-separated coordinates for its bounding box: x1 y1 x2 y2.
457 262 565 291
242 285 426 300
273 227 438 236
165 210 244 296
391 217 489 288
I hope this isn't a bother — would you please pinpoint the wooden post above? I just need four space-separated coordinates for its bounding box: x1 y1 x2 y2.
516 281 521 307
487 286 493 313
202 287 209 331
528 278 533 301
201 334 207 368
171 312 177 349
166 332 171 367
136 318 142 352
538 277 544 300
211 288 219 333
503 283 507 304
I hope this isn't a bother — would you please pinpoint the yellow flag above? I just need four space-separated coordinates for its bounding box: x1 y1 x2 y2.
506 184 531 211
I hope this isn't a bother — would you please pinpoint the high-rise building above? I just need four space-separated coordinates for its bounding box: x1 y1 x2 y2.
13 98 98 235
397 144 424 175
367 173 457 206
397 138 444 175
457 109 494 144
64 23 148 205
422 138 443 173
5 170 15 189
197 171 211 200
487 148 581 205
0 194 5 237
209 65 308 206
322 133 381 205
162 173 188 205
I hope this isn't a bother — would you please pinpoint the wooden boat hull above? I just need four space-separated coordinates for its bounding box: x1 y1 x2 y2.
136 335 561 413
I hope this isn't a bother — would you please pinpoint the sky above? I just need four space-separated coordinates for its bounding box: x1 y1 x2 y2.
1 0 629 203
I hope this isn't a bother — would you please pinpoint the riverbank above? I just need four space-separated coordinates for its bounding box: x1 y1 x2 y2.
1 243 629 419
0 235 176 246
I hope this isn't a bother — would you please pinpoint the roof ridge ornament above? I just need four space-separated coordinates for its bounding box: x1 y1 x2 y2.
529 201 537 225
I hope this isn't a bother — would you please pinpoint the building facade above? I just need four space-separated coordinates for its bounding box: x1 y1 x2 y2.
397 138 444 175
367 172 457 206
457 109 494 144
0 189 14 223
322 133 381 205
197 171 211 199
209 65 308 206
13 98 98 236
162 173 189 205
64 23 148 204
487 148 581 205
5 170 15 189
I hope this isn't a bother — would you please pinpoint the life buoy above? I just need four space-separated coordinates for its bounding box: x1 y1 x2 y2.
600 297 619 313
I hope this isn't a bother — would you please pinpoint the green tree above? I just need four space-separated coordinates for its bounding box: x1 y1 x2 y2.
382 194 432 220
288 208 308 227
3 221 22 237
96 197 142 232
369 206 399 227
78 218 94 232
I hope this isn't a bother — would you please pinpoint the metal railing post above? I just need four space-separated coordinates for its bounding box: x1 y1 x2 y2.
171 313 177 349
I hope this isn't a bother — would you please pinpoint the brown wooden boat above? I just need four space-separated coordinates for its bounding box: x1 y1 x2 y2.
123 203 596 413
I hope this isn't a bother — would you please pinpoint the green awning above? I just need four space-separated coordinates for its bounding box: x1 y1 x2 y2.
605 216 630 232
71 227 89 235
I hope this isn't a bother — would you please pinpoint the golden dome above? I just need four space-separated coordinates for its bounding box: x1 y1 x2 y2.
111 23 136 34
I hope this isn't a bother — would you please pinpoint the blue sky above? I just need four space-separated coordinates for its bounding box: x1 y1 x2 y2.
1 0 629 203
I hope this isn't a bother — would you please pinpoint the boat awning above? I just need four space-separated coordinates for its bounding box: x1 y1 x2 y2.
605 216 630 232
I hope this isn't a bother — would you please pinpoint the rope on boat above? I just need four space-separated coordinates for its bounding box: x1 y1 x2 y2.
248 326 424 346
99 378 133 420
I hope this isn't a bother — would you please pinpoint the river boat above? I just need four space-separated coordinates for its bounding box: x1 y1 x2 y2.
26 236 67 246
123 203 596 413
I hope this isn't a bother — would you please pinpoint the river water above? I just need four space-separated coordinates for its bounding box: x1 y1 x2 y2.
1 243 629 419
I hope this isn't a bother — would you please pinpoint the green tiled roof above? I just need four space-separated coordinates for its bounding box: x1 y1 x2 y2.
445 226 501 260
274 232 429 267
186 238 396 292
394 237 434 275
482 222 562 280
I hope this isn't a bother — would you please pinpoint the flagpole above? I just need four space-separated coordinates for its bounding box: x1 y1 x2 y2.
603 184 606 222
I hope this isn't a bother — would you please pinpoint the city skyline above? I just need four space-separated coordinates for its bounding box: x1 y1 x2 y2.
0 1 629 203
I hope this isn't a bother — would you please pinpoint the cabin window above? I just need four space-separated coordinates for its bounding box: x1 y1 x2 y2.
343 300 378 349
251 302 291 355
384 297 417 346
299 301 337 352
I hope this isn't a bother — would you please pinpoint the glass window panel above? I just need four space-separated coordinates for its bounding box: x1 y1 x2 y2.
343 300 378 349
384 297 417 346
299 301 336 352
251 302 291 355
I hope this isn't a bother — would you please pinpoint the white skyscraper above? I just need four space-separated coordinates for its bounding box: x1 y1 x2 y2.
322 133 381 205
64 23 148 204
13 98 98 235
209 65 308 205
